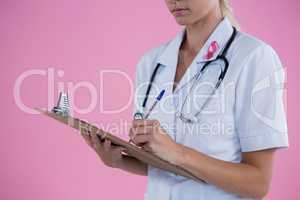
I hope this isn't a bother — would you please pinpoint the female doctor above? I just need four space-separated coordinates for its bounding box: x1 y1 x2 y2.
82 0 288 199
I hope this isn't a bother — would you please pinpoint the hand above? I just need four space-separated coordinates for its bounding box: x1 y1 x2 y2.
81 129 126 168
129 119 179 163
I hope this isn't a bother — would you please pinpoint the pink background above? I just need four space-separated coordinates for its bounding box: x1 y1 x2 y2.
1 0 299 199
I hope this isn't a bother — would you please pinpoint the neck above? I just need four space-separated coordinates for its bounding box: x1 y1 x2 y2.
183 9 223 54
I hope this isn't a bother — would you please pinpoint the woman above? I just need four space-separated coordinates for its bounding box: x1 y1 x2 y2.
82 0 288 199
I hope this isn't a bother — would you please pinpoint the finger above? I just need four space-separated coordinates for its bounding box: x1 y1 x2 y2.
131 126 154 138
90 133 102 149
104 139 111 151
130 125 154 137
129 127 135 139
96 128 107 138
132 119 157 127
132 119 160 128
142 143 152 152
80 128 89 136
132 134 151 145
81 133 92 147
111 146 126 155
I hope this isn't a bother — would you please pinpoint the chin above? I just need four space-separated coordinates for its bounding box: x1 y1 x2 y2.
174 16 194 26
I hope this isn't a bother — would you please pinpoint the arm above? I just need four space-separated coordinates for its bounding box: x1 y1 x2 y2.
130 119 276 199
172 143 275 199
115 154 148 176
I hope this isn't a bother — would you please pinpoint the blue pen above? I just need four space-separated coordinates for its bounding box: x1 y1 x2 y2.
130 90 165 144
143 89 165 119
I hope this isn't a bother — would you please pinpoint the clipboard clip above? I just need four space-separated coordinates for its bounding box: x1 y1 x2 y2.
52 92 70 117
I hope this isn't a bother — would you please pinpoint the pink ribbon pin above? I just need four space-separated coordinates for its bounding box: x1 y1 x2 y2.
204 41 219 60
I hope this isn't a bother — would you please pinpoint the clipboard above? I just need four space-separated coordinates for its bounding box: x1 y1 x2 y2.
36 108 202 182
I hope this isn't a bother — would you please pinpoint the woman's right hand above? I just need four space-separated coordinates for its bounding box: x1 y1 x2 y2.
81 130 126 168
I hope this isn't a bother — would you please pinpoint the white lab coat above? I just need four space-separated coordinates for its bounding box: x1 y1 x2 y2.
134 17 288 200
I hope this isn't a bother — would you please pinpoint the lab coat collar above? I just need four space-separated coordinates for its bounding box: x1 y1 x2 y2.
156 17 234 67
156 17 234 93
156 29 185 68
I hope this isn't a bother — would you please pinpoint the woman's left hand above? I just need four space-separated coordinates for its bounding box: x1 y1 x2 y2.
129 119 179 163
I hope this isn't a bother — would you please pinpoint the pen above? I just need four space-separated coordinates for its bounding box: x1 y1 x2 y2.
143 89 165 119
130 89 165 144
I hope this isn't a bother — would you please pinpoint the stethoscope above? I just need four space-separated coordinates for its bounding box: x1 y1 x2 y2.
137 27 237 123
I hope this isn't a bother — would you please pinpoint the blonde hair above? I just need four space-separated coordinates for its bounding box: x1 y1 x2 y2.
219 0 240 29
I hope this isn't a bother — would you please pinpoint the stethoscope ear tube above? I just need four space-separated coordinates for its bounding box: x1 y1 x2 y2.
142 63 161 108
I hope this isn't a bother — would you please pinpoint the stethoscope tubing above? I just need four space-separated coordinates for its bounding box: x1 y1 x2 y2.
139 27 237 122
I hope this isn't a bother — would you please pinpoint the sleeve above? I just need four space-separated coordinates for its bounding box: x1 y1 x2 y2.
235 44 288 152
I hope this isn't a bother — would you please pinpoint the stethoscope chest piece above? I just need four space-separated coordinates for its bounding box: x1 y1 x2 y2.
179 113 199 123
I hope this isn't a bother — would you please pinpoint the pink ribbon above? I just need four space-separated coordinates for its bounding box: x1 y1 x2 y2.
204 41 219 60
